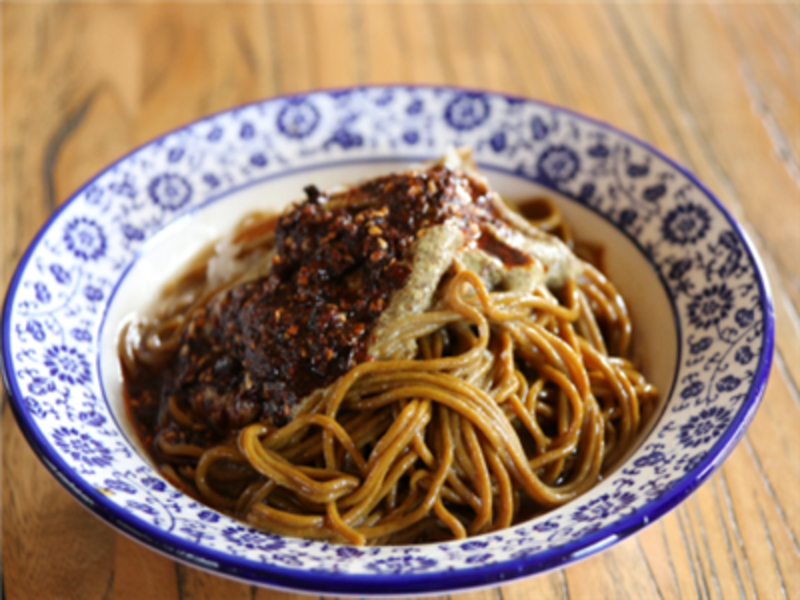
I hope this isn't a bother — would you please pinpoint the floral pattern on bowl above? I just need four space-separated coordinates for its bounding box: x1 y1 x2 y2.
2 86 773 596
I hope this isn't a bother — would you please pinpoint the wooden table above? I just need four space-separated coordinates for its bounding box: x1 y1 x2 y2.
3 3 799 599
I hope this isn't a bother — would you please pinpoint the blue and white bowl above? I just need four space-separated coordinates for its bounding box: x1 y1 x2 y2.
2 86 773 596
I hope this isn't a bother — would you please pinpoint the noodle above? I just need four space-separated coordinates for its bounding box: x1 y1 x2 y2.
122 153 658 545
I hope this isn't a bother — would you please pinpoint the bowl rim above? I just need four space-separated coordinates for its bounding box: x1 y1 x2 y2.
1 84 775 596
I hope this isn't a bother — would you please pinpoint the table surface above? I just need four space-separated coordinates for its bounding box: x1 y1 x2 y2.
3 3 799 599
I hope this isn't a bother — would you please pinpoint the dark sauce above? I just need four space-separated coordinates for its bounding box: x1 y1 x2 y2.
124 165 508 456
476 228 532 267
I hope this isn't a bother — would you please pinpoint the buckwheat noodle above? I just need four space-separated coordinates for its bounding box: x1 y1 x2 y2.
121 194 657 546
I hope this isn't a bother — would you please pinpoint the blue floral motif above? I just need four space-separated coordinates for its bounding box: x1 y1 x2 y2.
678 451 708 473
374 91 394 106
204 173 221 188
50 264 71 284
198 510 220 523
714 232 744 279
531 116 549 140
572 491 637 523
110 178 137 199
148 174 192 211
537 145 580 184
532 520 559 533
276 99 320 139
619 209 637 228
444 93 490 131
141 476 167 492
326 128 363 150
687 285 734 330
460 540 489 551
240 123 255 139
25 396 47 419
366 556 437 574
716 375 741 393
626 162 649 178
250 153 267 167
34 283 50 304
26 320 45 341
578 182 595 202
336 547 365 558
71 328 92 342
643 183 666 202
719 230 738 250
402 130 419 145
587 143 609 158
180 522 214 544
662 203 711 246
639 477 675 500
406 99 423 115
271 554 302 567
680 381 704 399
168 147 185 162
669 258 692 280
689 336 713 354
735 308 754 328
633 449 668 469
44 345 91 385
223 526 286 551
84 285 104 302
127 500 158 515
64 217 107 261
122 224 145 241
466 554 493 564
27 375 55 396
52 427 113 468
735 345 754 365
79 408 106 427
489 131 506 153
678 407 733 448
105 478 137 494
85 185 104 205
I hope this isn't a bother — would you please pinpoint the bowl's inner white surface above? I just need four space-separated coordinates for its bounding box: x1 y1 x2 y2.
100 161 677 466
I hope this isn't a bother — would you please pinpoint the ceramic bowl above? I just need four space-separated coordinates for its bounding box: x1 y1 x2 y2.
2 86 773 596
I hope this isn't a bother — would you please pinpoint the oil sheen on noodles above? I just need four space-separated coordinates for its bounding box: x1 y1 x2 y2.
121 151 657 546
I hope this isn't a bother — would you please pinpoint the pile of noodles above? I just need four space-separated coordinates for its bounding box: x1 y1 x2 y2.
122 197 657 546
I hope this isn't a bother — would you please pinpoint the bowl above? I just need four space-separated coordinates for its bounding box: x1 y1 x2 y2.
2 85 774 596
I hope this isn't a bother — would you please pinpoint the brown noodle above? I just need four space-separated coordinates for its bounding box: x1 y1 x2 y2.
122 197 658 545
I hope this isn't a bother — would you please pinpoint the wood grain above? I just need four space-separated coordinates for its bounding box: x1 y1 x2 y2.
3 3 799 599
